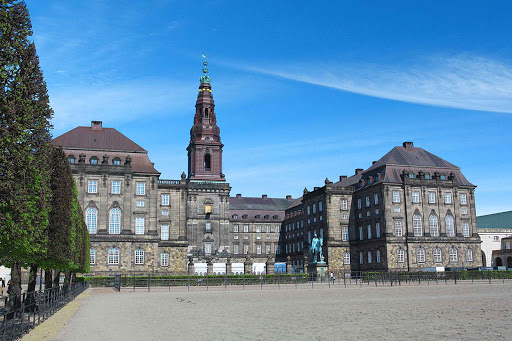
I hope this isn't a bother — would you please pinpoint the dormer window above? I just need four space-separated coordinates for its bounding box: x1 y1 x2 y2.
232 214 238 220
242 214 248 219
90 157 98 165
409 172 415 179
255 215 261 220
440 173 446 180
68 155 75 164
112 158 121 166
425 173 430 179
264 215 269 220
273 215 278 220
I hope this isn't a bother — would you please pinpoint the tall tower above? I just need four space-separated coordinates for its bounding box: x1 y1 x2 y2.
187 58 225 182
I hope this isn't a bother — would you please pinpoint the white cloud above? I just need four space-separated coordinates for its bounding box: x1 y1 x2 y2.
234 55 512 114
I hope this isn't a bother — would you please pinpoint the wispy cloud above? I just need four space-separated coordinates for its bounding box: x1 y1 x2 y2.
233 55 512 114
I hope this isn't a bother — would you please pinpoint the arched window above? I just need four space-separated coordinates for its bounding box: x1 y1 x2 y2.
90 248 96 265
112 157 121 166
90 156 98 165
446 215 455 237
204 153 211 171
86 207 98 234
367 225 372 239
109 208 121 234
108 248 120 264
359 252 364 264
440 173 446 180
343 252 350 265
232 214 238 220
413 214 422 236
376 250 381 263
376 223 381 238
135 249 144 264
449 247 458 262
433 247 442 263
204 108 209 119
417 247 425 263
68 155 75 164
425 172 431 179
409 172 415 179
466 249 473 262
429 214 439 236
397 249 405 263
367 251 372 264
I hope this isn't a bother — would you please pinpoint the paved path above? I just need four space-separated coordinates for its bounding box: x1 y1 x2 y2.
28 282 512 340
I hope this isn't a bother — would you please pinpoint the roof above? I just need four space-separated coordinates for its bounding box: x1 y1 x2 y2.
477 211 512 229
229 196 294 211
332 173 362 187
52 126 146 152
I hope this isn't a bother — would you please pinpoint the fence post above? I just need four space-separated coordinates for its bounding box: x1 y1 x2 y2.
225 272 227 291
502 271 505 284
243 272 245 291
133 274 135 292
187 273 190 292
454 271 457 285
169 275 171 291
207 274 209 291
148 274 151 292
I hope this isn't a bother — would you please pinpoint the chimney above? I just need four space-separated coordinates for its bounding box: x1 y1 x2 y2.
355 168 363 175
91 121 102 131
372 161 377 165
286 195 292 200
403 141 414 149
262 194 268 199
236 193 242 198
339 175 347 181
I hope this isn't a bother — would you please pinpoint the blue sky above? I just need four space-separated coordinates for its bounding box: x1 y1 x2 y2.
26 0 512 215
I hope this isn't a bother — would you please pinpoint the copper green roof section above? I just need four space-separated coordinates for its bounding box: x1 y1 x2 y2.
477 211 512 229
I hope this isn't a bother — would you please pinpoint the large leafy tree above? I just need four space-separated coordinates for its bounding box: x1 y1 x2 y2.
0 0 53 299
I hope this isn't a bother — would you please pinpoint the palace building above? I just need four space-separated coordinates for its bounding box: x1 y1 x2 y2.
52 61 483 276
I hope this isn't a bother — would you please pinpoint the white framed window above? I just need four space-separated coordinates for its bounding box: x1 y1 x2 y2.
205 221 211 232
319 201 323 212
376 223 381 238
365 196 370 207
109 208 121 234
136 182 145 195
462 222 470 237
256 244 262 254
359 226 363 240
461 208 468 215
90 248 96 265
136 200 144 207
243 244 249 254
466 249 473 262
444 193 452 204
233 224 239 232
433 247 442 263
393 207 401 213
108 248 120 264
368 251 372 264
357 199 362 209
233 244 239 254
394 220 403 237
342 227 348 241
255 225 261 233
392 191 400 203
90 157 98 165
161 224 169 240
244 236 249 240
88 180 98 193
397 249 405 263
493 236 499 242
374 194 378 205
265 244 271 254
412 191 420 203
376 250 381 263
234 235 239 240
446 215 455 237
113 158 121 166
204 242 212 255
135 217 144 235
342 213 348 219
367 225 372 239
243 225 249 233
86 207 98 234
340 199 348 210
428 191 436 204
429 215 439 236
161 194 169 206
135 249 144 264
343 252 350 265
111 181 121 194
460 193 467 205
265 225 271 233
161 253 169 266
359 252 363 265
162 209 169 216
413 214 422 236
449 248 458 262
417 248 425 263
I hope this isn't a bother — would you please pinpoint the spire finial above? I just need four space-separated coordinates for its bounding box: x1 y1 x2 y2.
200 53 211 84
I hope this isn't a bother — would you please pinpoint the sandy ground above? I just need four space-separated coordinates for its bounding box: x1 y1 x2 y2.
51 282 511 341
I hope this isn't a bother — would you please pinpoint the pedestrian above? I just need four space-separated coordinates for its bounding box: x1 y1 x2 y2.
0 278 3 297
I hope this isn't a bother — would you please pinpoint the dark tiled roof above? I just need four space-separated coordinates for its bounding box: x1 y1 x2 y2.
477 211 512 229
332 173 362 187
287 197 303 209
52 126 146 152
229 197 294 211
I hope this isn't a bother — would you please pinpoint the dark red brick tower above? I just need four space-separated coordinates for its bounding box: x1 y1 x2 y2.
187 58 225 182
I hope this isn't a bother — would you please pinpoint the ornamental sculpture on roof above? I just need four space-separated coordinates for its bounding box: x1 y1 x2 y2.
200 54 211 84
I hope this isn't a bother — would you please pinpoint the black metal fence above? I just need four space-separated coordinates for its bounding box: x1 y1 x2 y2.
0 281 89 341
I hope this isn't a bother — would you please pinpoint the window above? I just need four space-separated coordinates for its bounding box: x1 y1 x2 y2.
429 215 439 236
90 157 98 165
397 249 405 263
444 193 452 204
234 235 239 240
375 209 379 215
440 174 446 180
233 244 239 254
413 214 422 236
273 215 278 220
265 225 271 233
86 207 98 234
161 194 169 206
109 208 121 234
204 242 212 255
357 199 362 209
135 217 144 235
392 191 400 203
136 182 145 195
393 207 400 213
376 250 381 263
204 154 211 171
136 200 144 207
88 180 98 193
343 252 350 265
417 248 425 263
307 206 311 215
428 192 436 204
342 227 349 241
412 191 420 203
161 225 169 240
449 248 458 262
376 223 381 238
341 199 348 210
462 222 470 237
233 214 238 220
135 249 144 264
366 212 370 217
394 220 403 237
372 194 378 205
466 249 473 262
108 181 121 195
493 236 499 242
244 236 249 240
312 204 316 214
446 215 455 237
341 213 348 220
359 226 364 240
255 215 261 220
161 253 169 266
365 196 370 207
266 244 271 254
460 193 467 205
242 214 248 219
68 155 75 164
243 225 249 233
243 244 249 254
425 173 431 179
368 251 372 264
367 225 372 239
233 225 239 233
506 242 511 250
433 248 442 262
90 248 96 265
319 201 323 212
108 248 120 264
162 209 169 216
409 172 415 179
255 225 261 233
359 252 363 264
256 244 262 255
205 221 212 232
113 158 121 166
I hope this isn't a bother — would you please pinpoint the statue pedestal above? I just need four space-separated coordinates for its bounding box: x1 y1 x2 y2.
308 262 327 280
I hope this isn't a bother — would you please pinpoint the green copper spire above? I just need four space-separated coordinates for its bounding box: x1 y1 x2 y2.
199 54 211 84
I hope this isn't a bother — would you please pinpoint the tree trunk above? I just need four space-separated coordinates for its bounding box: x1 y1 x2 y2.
71 273 76 284
6 261 22 318
53 270 61 288
27 264 38 293
64 270 71 290
44 269 53 290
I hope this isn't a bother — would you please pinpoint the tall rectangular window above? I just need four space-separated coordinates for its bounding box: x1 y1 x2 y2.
357 199 362 209
265 244 271 254
359 226 363 240
319 201 323 212
412 191 420 203
376 223 381 238
265 225 271 233
88 180 98 193
394 221 403 237
255 225 261 233
397 249 405 263
135 217 144 235
460 193 467 205
243 244 249 254
374 194 378 205
256 244 262 254
135 249 144 264
365 196 370 207
111 181 121 194
233 244 239 254
342 227 348 241
233 224 239 232
86 208 97 234
341 199 348 210
392 191 400 203
136 182 145 195
90 248 96 265
205 221 211 232
462 222 470 237
204 242 212 255
161 253 169 266
243 225 249 233
444 193 452 204
161 225 169 240
428 192 436 204
367 225 372 239
161 194 169 206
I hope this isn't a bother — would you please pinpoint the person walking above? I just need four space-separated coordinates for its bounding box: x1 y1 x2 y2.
1 278 5 297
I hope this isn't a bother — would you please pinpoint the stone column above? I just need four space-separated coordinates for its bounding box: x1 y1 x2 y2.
244 255 252 274
226 257 232 275
303 255 309 274
187 257 194 275
266 256 275 275
286 256 292 274
207 258 213 275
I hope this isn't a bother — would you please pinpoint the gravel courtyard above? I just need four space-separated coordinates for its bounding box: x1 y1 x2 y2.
55 282 512 341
